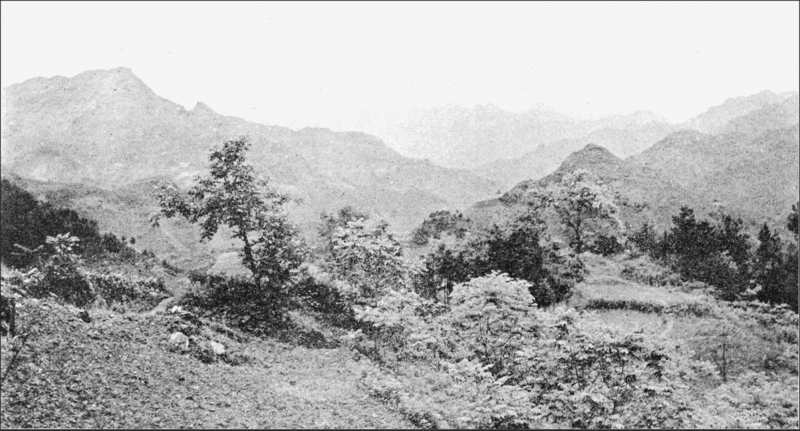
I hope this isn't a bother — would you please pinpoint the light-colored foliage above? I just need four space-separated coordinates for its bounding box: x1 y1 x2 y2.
530 169 621 253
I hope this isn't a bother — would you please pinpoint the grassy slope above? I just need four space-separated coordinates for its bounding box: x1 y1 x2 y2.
0 294 413 428
569 253 799 380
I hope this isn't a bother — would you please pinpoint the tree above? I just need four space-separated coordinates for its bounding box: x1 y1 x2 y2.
531 169 620 254
151 136 305 291
711 211 751 268
317 205 369 261
782 204 799 311
753 223 784 305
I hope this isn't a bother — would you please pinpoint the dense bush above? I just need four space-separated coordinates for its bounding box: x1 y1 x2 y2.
87 271 169 312
26 234 95 308
179 272 294 334
589 233 624 256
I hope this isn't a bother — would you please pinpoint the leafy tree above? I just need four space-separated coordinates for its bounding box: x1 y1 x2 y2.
317 205 369 261
152 136 305 292
444 273 538 376
327 218 415 305
530 169 620 253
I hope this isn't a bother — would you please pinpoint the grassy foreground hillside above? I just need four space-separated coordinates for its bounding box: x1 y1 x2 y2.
3 250 797 428
0 278 412 428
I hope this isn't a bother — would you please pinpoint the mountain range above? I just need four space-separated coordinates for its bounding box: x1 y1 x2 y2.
344 91 798 191
469 97 799 238
0 67 499 226
0 67 499 268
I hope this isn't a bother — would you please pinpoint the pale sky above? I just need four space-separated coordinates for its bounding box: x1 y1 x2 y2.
2 1 798 129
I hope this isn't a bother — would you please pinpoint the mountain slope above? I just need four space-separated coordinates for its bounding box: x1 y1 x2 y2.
1 68 499 242
630 123 800 227
468 144 712 236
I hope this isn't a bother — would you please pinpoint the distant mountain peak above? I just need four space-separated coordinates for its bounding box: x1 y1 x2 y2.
191 101 216 114
575 143 618 157
556 143 623 173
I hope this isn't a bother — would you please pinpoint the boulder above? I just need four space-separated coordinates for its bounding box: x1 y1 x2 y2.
209 341 226 355
169 332 189 351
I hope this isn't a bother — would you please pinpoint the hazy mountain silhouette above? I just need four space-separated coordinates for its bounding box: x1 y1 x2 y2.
681 90 798 134
341 104 599 170
474 120 678 190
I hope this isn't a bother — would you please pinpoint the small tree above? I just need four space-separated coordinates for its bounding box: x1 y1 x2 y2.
151 136 305 292
531 169 620 254
327 218 413 304
317 206 369 261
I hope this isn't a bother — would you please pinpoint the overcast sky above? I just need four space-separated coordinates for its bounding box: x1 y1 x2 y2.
2 1 798 129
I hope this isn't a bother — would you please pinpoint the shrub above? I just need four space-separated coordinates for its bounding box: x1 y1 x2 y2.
179 273 292 334
442 273 538 377
28 234 95 308
410 210 470 247
590 234 624 256
86 271 169 312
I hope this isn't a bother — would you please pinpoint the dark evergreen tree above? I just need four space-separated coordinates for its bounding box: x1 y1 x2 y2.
753 223 785 305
